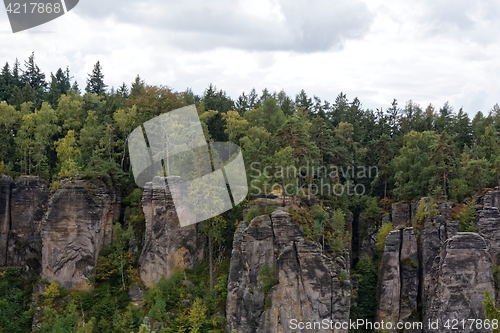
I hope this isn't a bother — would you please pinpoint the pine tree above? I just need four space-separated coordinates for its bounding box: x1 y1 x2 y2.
276 90 295 116
54 67 72 95
295 89 313 113
235 91 249 115
309 116 335 166
47 74 61 108
117 82 129 98
21 52 47 108
85 61 107 95
0 62 14 102
430 132 455 197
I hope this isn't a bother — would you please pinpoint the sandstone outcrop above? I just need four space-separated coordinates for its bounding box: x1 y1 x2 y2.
0 175 49 270
0 174 12 267
426 233 494 333
378 216 494 332
41 180 120 290
377 230 401 323
8 176 49 269
391 202 410 227
476 190 500 265
139 177 205 287
226 209 351 333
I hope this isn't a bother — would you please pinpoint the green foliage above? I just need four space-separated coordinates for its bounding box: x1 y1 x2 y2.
144 272 183 312
96 224 138 290
0 268 33 333
35 227 144 333
55 130 81 177
142 260 229 333
289 206 349 254
123 189 146 239
245 205 273 223
350 257 378 329
325 209 349 253
493 264 500 292
483 291 500 333
414 197 438 227
392 131 439 200
457 202 476 232
376 223 393 255
260 263 278 295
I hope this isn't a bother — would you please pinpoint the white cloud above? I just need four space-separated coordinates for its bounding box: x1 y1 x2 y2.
1 0 500 115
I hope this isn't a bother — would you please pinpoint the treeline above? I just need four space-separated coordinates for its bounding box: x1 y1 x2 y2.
3 53 500 332
1 53 500 203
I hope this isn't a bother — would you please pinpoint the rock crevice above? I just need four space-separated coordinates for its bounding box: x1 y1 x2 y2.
226 209 351 333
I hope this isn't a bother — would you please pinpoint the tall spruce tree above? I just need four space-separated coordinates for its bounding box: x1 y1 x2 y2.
85 61 107 95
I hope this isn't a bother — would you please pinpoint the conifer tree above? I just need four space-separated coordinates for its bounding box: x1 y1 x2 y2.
85 61 107 95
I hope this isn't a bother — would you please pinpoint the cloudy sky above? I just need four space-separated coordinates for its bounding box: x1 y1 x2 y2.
1 0 499 115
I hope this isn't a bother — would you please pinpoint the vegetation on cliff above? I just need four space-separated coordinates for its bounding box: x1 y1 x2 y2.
1 52 500 332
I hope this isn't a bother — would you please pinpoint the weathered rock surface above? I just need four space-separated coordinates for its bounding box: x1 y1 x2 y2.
139 177 205 287
226 209 350 333
378 213 494 332
426 233 494 332
377 230 401 324
41 180 120 290
0 175 12 266
399 228 418 322
476 190 500 265
392 202 410 227
7 176 49 269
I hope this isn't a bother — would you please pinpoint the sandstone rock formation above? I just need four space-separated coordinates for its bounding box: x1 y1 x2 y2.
41 180 120 290
378 216 493 332
139 177 205 287
226 209 351 333
392 202 410 227
377 230 401 323
476 190 500 265
426 233 494 333
8 176 49 269
0 174 12 267
0 175 49 270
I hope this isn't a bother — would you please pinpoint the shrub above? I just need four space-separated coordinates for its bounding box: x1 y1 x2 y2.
458 202 476 232
260 263 278 295
376 223 393 255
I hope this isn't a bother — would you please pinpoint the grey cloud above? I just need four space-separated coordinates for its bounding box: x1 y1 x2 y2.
74 0 373 52
422 0 500 44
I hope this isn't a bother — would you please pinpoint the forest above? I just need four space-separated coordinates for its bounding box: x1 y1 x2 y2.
2 52 500 333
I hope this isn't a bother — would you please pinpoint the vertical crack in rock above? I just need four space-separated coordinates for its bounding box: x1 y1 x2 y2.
0 175 12 267
378 197 496 333
8 176 48 270
41 180 119 290
226 208 351 333
139 176 206 287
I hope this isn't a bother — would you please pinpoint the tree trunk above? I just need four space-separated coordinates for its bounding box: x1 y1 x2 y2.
209 235 213 290
281 180 285 207
121 136 128 170
443 172 447 197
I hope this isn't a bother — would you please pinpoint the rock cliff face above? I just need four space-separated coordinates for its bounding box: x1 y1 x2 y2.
377 230 402 323
0 175 12 267
8 176 49 269
226 209 351 333
139 177 205 287
476 190 500 265
0 175 49 270
426 233 494 333
378 211 494 332
41 180 120 290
